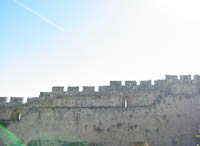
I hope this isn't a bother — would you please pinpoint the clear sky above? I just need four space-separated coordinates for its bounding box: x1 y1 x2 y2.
1 0 200 98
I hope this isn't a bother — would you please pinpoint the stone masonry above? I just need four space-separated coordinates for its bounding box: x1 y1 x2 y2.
0 75 200 146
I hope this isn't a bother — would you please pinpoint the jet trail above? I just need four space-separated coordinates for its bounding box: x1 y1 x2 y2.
13 0 64 31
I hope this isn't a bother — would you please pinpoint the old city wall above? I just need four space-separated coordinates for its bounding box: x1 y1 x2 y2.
0 75 200 146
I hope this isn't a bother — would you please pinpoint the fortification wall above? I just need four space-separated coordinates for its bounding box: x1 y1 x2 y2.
0 75 200 146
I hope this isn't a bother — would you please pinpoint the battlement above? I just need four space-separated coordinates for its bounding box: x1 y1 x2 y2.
0 97 8 103
139 80 152 89
0 97 25 106
154 80 165 90
180 75 191 81
10 97 24 105
46 74 199 95
39 92 51 98
68 86 79 92
52 87 64 93
110 81 122 87
165 75 178 80
0 75 200 107
125 81 137 87
194 75 200 82
82 86 95 92
27 97 39 103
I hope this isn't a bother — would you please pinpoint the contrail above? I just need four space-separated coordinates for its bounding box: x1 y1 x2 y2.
13 0 64 31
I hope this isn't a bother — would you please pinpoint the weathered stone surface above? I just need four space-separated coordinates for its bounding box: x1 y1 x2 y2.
0 75 199 146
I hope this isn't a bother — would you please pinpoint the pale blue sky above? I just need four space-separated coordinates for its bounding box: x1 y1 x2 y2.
1 0 200 98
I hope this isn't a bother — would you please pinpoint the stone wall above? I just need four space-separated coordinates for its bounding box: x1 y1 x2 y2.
0 75 200 146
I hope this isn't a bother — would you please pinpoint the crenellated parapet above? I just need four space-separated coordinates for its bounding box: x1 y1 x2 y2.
154 80 166 89
0 97 8 104
0 75 199 146
83 86 95 91
82 86 95 93
0 97 25 106
194 75 200 80
39 92 51 98
10 97 24 103
52 86 64 93
165 75 178 83
67 86 79 92
125 81 137 87
0 74 200 127
0 96 25 118
36 74 200 98
27 97 40 103
110 81 122 88
139 80 152 89
99 81 122 92
0 75 200 108
180 75 192 82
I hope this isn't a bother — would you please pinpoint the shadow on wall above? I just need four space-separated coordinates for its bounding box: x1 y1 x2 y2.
10 109 22 121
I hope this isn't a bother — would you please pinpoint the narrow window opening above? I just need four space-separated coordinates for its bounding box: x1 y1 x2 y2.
125 98 127 108
17 112 21 121
122 97 128 108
